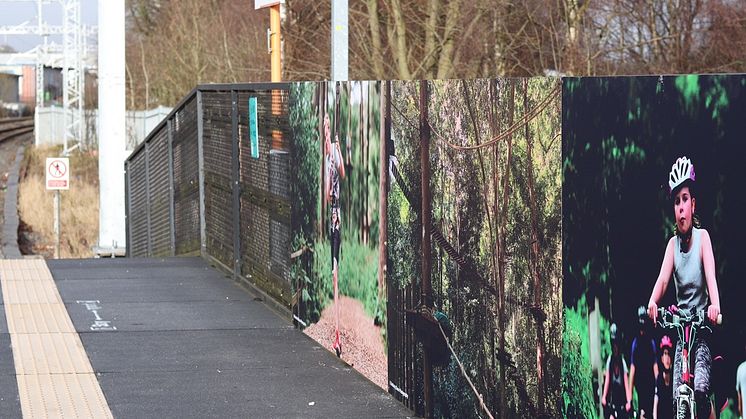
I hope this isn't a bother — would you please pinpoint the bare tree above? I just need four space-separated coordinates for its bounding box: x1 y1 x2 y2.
346 0 746 79
283 1 331 80
125 0 270 109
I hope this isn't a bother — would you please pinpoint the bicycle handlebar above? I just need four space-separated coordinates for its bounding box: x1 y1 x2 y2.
657 307 722 328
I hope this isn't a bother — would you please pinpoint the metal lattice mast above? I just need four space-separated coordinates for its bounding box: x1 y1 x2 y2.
62 0 83 153
0 0 88 150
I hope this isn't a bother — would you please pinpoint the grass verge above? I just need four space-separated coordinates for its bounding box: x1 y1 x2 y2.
18 145 99 258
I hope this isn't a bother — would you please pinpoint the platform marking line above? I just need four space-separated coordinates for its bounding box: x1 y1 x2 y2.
0 260 113 419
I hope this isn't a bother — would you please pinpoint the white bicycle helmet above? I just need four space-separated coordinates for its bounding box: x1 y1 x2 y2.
668 156 695 194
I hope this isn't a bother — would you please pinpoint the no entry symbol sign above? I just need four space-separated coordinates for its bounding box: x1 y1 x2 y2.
46 157 70 190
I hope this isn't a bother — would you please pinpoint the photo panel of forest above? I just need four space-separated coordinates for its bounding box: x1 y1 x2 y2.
289 81 388 390
562 75 746 419
387 78 562 418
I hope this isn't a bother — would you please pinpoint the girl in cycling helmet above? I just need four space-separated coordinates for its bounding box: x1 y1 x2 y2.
647 156 722 419
654 335 674 419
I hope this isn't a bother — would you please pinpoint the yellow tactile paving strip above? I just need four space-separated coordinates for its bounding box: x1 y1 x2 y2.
0 260 113 419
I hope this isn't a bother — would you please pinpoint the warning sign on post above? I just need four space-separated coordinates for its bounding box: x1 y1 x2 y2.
46 157 70 190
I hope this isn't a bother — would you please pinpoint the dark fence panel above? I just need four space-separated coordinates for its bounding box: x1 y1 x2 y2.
201 91 235 269
127 148 149 257
172 96 200 255
387 276 424 414
125 83 292 307
147 127 172 256
237 89 291 305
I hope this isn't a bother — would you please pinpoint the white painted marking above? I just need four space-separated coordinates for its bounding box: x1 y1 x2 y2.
293 314 307 327
389 381 409 399
77 300 116 331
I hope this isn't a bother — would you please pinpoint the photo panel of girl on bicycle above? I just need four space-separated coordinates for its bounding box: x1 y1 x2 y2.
562 75 746 419
289 81 388 390
386 78 563 418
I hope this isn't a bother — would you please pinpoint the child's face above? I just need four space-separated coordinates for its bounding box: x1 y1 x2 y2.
673 186 695 235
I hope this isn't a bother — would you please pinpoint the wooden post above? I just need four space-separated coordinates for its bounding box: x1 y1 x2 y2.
419 79 433 418
269 4 281 83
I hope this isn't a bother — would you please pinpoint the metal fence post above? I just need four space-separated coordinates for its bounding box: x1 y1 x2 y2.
167 118 176 256
124 160 131 257
144 140 152 257
197 90 207 257
231 90 241 279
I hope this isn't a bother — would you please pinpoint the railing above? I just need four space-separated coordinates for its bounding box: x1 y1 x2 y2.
125 83 293 307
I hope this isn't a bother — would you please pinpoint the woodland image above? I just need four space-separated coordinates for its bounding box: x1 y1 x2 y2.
387 79 562 418
289 82 387 389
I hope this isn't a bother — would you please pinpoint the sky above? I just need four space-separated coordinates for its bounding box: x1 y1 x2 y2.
0 0 97 53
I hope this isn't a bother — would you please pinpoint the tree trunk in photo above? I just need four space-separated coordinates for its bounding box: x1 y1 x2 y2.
489 78 501 415
378 81 389 305
524 79 545 416
319 82 326 237
498 80 515 418
419 79 433 419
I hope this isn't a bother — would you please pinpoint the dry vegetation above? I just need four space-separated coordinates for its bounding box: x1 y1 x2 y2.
18 146 99 258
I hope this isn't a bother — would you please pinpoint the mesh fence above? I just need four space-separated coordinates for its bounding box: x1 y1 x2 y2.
125 83 292 307
172 96 200 255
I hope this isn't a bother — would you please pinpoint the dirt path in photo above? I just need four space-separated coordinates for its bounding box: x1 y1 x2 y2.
304 296 388 391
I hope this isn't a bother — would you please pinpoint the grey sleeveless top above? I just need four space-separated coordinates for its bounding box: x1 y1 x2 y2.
673 227 709 315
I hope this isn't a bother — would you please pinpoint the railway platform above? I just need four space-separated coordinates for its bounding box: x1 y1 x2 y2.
0 257 412 418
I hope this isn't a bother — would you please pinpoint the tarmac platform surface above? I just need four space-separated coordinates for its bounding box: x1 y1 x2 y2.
0 257 412 418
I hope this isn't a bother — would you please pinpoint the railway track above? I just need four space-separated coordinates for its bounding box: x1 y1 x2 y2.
0 117 34 143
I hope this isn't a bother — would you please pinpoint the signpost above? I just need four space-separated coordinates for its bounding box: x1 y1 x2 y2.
255 0 284 150
255 0 282 83
248 97 259 158
46 157 70 259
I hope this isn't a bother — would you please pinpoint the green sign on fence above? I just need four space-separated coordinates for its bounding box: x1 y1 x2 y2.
248 97 259 158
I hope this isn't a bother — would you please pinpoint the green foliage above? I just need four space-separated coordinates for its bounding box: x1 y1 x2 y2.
289 82 322 321
718 400 739 419
562 306 597 419
675 75 701 113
